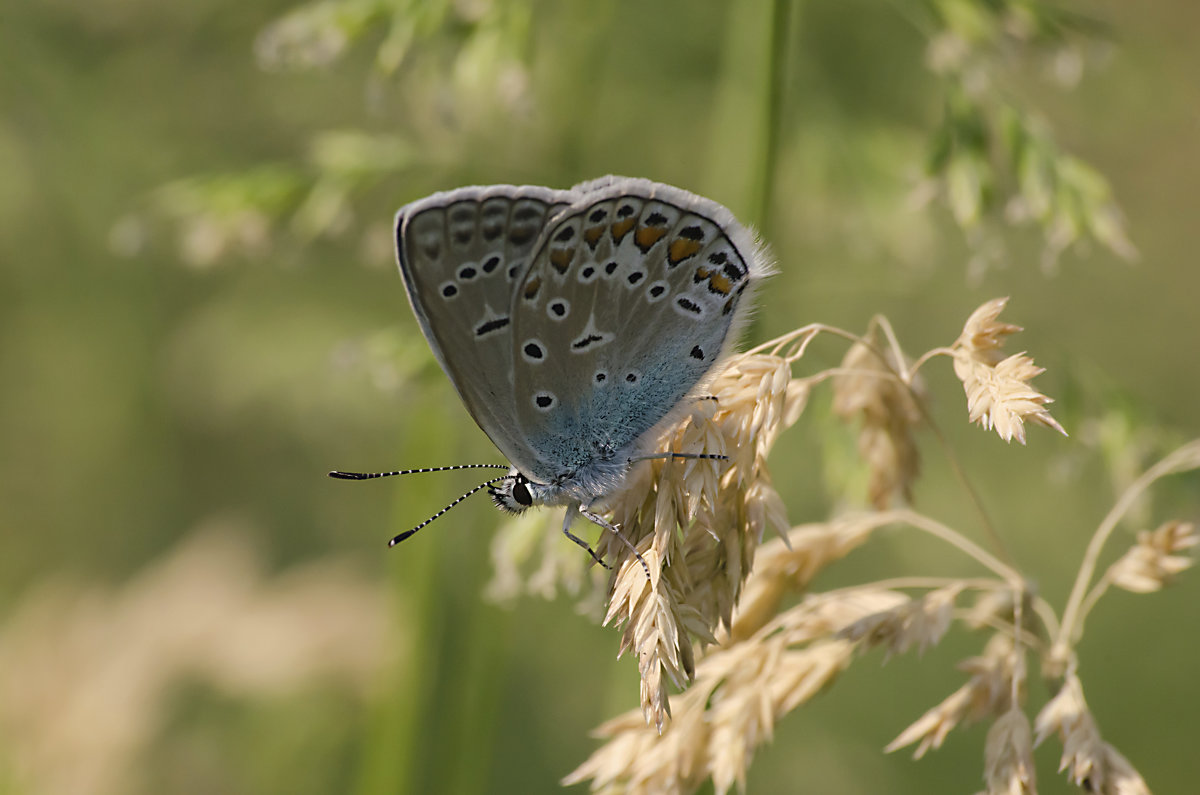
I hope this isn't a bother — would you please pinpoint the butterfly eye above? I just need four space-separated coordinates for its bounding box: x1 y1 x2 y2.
512 479 532 506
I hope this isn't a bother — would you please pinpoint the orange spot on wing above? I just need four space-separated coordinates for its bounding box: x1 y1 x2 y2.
523 276 541 299
634 226 668 252
549 248 574 274
610 218 635 243
668 238 702 264
693 264 733 295
708 272 733 295
583 226 605 248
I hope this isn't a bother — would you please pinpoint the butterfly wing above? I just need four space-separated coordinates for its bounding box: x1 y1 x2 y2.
509 177 771 485
395 184 577 470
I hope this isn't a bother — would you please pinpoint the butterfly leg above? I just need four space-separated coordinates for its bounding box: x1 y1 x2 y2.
578 506 651 581
560 503 611 570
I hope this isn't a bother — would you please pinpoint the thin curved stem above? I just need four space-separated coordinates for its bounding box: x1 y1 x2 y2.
909 346 957 375
956 610 1046 654
748 323 830 357
1054 439 1200 658
915 400 1014 566
885 509 1024 584
820 575 1007 596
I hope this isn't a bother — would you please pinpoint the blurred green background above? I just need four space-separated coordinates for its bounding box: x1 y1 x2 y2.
2 0 1198 793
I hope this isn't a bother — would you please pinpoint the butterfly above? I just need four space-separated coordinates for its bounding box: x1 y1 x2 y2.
332 176 770 568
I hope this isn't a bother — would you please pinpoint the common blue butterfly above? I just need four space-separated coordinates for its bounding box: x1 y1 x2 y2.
333 176 771 567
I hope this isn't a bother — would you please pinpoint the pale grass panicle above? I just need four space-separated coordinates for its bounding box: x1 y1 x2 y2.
885 633 1020 759
832 325 922 508
1034 670 1150 795
597 352 806 730
952 297 1067 444
0 524 390 795
566 559 894 794
568 520 941 794
727 517 884 642
983 708 1037 795
551 306 1195 793
838 582 965 658
1106 520 1197 594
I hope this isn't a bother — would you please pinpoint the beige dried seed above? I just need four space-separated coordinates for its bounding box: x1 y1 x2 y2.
833 329 923 507
956 297 1023 363
951 299 1067 444
1032 670 1150 794
984 709 1037 795
1107 520 1197 593
887 634 1017 758
958 352 1067 444
839 583 963 657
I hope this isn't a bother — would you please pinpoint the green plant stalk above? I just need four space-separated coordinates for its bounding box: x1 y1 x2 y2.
749 0 795 234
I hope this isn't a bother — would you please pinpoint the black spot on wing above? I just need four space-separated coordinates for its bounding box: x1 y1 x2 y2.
475 317 510 336
572 334 604 350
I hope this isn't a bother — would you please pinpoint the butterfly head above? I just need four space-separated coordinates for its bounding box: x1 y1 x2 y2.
488 470 539 514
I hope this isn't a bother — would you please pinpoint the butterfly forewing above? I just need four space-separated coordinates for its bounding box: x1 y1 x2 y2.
396 185 576 471
509 178 765 483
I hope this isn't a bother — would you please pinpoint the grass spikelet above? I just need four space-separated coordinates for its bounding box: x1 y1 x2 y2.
729 518 885 641
984 708 1037 795
839 583 965 657
597 352 808 727
886 634 1017 758
832 326 922 506
1106 520 1197 594
951 299 1067 443
1032 670 1151 794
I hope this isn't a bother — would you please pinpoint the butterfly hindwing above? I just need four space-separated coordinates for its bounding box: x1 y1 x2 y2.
396 184 576 472
509 178 767 483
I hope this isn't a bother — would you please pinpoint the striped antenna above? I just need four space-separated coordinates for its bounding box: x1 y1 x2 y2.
328 464 509 480
387 476 508 548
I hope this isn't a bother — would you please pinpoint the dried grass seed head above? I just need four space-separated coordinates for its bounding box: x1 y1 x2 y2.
887 633 1019 759
596 352 808 730
955 297 1023 365
832 328 923 507
984 709 1037 795
952 299 1067 444
1107 520 1197 593
1032 671 1151 794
